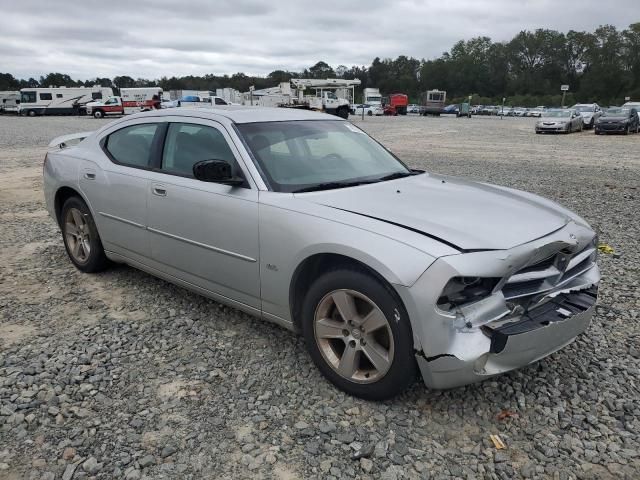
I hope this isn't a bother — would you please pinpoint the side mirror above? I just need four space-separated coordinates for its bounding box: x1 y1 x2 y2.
193 159 244 186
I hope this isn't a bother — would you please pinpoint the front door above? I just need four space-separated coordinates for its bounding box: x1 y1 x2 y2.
146 119 261 309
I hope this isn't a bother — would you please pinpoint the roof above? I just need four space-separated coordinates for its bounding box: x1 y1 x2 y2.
124 106 340 124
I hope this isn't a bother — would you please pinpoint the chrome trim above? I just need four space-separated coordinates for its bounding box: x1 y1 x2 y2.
99 211 146 229
146 227 257 263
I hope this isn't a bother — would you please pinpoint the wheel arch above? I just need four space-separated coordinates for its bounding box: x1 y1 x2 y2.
288 252 407 333
54 185 93 227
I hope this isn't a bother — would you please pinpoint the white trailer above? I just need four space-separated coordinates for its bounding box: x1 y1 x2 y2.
244 78 360 118
0 91 20 113
362 87 382 105
18 86 113 116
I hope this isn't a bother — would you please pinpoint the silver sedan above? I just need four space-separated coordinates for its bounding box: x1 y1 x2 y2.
44 108 600 400
536 109 584 134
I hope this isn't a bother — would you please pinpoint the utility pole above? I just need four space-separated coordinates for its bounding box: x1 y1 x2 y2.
561 84 569 108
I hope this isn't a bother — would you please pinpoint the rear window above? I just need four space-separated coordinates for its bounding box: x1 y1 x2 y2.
92 92 103 100
104 123 159 168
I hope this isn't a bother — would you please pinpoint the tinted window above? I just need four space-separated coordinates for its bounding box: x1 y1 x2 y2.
92 92 102 100
105 124 158 168
40 93 52 100
162 123 236 177
21 92 36 103
214 98 227 105
56 93 63 98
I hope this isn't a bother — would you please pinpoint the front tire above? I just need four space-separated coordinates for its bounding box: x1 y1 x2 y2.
61 197 109 273
336 107 349 119
93 110 104 119
301 268 417 400
27 110 37 117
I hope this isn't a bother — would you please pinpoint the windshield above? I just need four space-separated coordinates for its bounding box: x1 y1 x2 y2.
573 105 594 112
603 108 630 116
367 96 381 102
544 110 571 118
237 120 411 193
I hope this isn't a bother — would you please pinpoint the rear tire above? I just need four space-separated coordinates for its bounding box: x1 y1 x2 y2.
301 268 417 400
61 197 109 273
27 110 36 117
367 111 373 116
93 110 104 119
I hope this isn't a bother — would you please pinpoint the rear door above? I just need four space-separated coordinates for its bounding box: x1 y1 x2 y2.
145 118 261 309
81 118 163 262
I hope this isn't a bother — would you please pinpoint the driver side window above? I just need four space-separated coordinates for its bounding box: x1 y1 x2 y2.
161 123 237 177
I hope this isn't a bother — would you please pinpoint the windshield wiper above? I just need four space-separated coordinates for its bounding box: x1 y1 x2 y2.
293 180 375 193
376 170 421 182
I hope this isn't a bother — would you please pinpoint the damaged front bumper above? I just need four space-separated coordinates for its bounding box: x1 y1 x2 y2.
398 221 601 389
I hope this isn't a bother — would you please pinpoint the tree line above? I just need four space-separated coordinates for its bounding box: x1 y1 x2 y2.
1 23 638 107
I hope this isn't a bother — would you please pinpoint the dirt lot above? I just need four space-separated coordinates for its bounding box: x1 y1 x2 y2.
0 114 639 480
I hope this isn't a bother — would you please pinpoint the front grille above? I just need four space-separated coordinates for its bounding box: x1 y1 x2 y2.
502 242 597 302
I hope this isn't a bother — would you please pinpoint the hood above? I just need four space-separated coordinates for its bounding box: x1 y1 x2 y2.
297 173 571 251
539 116 569 123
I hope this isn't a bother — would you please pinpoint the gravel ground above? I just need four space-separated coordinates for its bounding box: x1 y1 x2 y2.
0 114 638 480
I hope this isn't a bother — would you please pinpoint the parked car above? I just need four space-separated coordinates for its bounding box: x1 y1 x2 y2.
43 108 600 400
479 106 499 116
407 104 421 114
621 101 640 121
535 109 584 133
351 104 383 116
571 103 602 129
442 104 460 115
595 106 640 135
513 107 528 117
498 106 513 116
527 107 547 118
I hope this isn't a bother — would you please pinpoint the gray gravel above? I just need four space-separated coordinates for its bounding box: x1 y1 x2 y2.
1 114 639 479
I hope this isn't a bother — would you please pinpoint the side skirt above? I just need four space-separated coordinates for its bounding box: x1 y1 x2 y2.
105 250 295 331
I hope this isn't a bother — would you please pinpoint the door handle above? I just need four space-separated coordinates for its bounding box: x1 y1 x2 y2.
152 185 167 196
83 171 96 180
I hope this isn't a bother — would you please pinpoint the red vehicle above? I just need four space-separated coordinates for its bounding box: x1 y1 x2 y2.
383 93 408 116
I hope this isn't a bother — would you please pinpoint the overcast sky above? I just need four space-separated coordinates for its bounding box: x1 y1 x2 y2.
2 0 638 80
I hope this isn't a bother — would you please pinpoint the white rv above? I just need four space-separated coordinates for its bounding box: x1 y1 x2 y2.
18 86 113 116
0 91 20 113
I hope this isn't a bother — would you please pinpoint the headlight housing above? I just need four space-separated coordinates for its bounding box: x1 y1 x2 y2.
437 277 501 311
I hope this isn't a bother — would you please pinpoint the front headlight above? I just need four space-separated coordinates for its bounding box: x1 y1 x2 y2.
437 277 500 310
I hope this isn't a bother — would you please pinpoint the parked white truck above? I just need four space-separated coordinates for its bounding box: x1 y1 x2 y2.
246 78 359 119
362 87 382 106
18 86 113 116
84 87 163 118
0 91 20 113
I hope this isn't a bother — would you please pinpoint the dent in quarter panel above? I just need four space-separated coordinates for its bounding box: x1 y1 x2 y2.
258 196 436 322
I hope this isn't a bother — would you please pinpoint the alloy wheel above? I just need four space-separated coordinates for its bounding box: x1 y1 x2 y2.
313 289 394 384
65 207 91 263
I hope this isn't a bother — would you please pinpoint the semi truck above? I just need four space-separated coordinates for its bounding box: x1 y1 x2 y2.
246 78 360 119
18 86 113 116
83 87 162 118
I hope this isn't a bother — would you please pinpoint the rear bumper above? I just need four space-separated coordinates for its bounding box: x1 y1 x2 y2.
416 287 597 389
